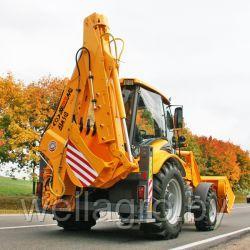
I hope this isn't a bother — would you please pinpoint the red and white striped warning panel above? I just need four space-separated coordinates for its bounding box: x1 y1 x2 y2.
66 140 98 187
148 179 153 202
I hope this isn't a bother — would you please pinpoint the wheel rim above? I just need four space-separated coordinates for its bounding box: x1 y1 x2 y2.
165 178 182 224
209 199 217 223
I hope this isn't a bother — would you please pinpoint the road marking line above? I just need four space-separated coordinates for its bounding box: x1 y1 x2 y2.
233 206 250 210
170 227 250 250
0 214 24 217
0 224 56 230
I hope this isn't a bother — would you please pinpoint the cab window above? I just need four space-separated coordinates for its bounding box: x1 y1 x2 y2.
134 88 165 144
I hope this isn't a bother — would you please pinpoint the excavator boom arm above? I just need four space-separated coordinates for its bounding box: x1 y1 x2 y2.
39 13 137 207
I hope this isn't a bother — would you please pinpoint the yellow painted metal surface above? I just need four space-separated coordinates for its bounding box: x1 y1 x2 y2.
149 139 186 174
180 151 202 187
120 78 170 105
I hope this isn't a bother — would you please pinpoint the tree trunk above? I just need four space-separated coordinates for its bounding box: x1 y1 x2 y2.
32 163 36 195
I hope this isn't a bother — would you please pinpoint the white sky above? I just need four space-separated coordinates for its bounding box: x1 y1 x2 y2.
0 0 250 150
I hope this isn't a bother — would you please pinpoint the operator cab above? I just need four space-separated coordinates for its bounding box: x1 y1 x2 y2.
121 78 182 156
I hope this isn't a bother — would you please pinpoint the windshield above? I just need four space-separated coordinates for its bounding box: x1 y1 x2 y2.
134 88 165 144
122 85 166 147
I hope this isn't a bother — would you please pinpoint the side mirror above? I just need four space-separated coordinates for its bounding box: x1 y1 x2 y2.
166 111 174 130
174 107 183 129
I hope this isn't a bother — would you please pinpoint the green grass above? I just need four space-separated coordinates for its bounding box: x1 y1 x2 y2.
0 176 35 212
0 176 33 197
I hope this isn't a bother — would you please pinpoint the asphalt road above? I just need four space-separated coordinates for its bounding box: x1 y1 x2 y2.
0 204 249 250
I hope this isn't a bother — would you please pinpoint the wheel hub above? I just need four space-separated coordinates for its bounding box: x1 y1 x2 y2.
209 199 217 223
165 179 182 225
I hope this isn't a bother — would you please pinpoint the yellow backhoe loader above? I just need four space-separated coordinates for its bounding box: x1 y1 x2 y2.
37 13 235 239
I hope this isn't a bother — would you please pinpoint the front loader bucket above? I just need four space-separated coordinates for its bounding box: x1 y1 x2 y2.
201 176 235 213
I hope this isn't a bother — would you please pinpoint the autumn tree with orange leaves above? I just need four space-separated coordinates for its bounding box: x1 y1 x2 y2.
183 128 250 191
0 73 66 175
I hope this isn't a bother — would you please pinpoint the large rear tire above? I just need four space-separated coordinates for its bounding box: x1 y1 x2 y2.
194 188 218 231
141 162 185 239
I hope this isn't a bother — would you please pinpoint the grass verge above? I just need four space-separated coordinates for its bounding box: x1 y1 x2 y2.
0 196 35 213
0 176 33 196
0 177 35 213
234 191 248 203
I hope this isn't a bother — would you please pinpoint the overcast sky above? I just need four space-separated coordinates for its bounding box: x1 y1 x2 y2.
0 0 249 150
